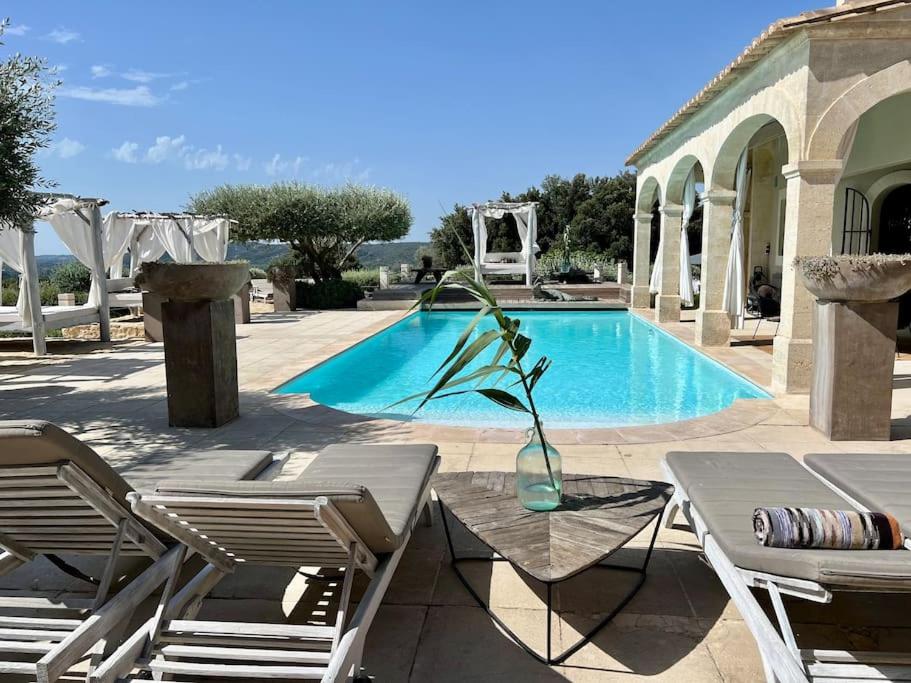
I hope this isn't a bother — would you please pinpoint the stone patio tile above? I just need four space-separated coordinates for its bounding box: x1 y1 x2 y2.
360 605 428 681
557 613 721 682
700 617 766 682
410 605 563 682
432 557 550 610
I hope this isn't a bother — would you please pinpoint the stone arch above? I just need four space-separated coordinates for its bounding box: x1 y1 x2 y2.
868 170 911 215
636 175 663 213
808 61 911 161
710 114 791 191
665 154 707 205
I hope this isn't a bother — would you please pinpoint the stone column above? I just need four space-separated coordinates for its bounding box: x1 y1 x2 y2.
655 204 683 322
616 262 626 284
772 161 841 394
379 266 390 289
233 282 251 324
630 212 653 308
695 190 736 346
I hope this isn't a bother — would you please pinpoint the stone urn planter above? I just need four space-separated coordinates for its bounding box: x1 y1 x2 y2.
138 261 248 428
268 265 298 312
796 255 911 441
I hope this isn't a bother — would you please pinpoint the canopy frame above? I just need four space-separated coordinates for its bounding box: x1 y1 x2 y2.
467 201 539 286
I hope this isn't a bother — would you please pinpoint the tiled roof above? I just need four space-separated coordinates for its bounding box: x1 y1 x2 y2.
625 0 911 166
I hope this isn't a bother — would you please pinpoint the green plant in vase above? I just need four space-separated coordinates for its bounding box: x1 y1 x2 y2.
395 240 562 511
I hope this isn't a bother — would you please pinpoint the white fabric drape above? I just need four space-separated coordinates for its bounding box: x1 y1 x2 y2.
152 217 195 263
102 213 134 278
468 207 489 265
192 218 229 262
678 170 697 307
648 232 662 295
0 226 28 319
722 151 751 329
130 222 167 275
46 210 104 308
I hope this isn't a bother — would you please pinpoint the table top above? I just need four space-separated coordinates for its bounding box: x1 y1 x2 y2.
433 472 674 583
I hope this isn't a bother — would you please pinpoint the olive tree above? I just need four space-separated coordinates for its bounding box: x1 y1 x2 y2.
189 182 412 282
0 20 59 227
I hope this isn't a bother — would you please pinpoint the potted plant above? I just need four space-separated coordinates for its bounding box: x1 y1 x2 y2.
396 240 562 511
267 255 300 311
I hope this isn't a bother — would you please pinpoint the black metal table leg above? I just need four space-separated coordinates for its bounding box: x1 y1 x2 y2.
437 498 665 665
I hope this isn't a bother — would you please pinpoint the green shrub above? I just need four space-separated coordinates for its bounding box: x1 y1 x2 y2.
249 267 267 279
39 281 59 306
341 268 380 288
1 285 17 306
536 249 616 280
295 279 364 309
49 261 92 294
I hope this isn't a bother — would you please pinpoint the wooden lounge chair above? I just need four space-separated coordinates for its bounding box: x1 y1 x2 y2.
662 451 911 683
92 443 440 683
0 420 282 682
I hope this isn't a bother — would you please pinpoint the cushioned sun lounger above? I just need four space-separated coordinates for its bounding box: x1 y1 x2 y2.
804 453 911 549
0 420 282 683
92 443 440 683
662 451 911 683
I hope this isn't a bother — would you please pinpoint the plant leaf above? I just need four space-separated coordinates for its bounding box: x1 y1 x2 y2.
513 333 531 362
419 328 502 408
433 305 491 376
476 388 529 412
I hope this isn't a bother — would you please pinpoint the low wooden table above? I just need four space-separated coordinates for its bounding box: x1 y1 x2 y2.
433 472 674 664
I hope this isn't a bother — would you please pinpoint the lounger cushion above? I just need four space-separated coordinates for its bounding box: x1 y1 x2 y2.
301 444 439 551
804 453 911 532
119 449 273 492
666 452 911 588
155 443 439 554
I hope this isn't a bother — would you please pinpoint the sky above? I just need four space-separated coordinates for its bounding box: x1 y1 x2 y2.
4 0 824 255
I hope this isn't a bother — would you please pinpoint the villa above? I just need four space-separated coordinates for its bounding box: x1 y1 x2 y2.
629 0 911 393
3 1 911 682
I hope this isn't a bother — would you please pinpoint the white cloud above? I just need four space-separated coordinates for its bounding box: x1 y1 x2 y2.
122 69 170 84
264 153 307 177
184 145 229 171
58 85 162 107
112 141 139 163
170 80 190 92
90 64 111 79
233 154 252 171
311 158 371 183
45 27 80 44
145 135 187 163
40 137 86 159
5 24 30 36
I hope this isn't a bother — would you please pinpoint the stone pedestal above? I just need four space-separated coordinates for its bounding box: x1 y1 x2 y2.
142 291 166 342
630 285 651 309
162 299 239 428
655 294 681 323
695 309 732 347
273 280 296 312
233 282 251 324
810 300 897 441
57 293 76 306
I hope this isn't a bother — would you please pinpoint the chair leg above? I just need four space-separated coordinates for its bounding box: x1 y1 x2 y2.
420 499 434 527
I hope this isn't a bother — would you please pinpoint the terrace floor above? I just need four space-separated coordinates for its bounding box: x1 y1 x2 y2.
1 308 910 681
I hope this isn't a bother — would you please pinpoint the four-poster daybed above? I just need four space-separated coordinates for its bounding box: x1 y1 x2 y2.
468 202 539 285
0 195 112 356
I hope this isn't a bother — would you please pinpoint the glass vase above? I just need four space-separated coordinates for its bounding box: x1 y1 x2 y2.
516 424 562 511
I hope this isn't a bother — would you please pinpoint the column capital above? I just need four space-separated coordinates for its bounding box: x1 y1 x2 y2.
702 189 737 206
633 211 654 222
659 203 684 219
782 160 844 185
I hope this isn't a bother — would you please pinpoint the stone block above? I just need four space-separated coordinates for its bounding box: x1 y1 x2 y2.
655 294 681 322
810 300 897 441
162 299 239 428
695 309 731 347
57 292 76 306
630 285 651 309
273 280 296 312
142 291 166 342
233 282 251 324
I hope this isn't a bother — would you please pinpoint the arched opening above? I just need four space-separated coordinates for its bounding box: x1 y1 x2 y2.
879 185 911 254
666 156 706 309
710 116 790 335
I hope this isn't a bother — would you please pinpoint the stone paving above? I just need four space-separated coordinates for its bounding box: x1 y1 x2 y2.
1 308 910 681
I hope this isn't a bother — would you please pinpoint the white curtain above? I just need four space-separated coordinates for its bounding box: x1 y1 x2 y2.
152 217 194 263
192 218 229 262
0 226 28 319
468 207 488 265
678 170 697 307
648 232 662 295
722 150 751 328
130 222 167 275
46 210 104 308
102 213 134 278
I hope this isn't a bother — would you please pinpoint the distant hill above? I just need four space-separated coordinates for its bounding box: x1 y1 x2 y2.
7 241 432 281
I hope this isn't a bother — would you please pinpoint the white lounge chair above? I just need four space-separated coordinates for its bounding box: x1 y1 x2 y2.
662 451 911 683
92 443 440 683
0 420 282 682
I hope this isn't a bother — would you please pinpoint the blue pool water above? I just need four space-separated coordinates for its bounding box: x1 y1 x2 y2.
276 311 770 429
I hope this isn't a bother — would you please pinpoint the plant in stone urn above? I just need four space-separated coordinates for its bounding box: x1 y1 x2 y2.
795 254 911 302
395 240 562 511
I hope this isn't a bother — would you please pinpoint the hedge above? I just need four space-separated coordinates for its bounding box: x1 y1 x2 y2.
295 279 364 309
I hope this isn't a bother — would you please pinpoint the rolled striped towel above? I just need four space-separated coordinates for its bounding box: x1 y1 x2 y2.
753 507 903 550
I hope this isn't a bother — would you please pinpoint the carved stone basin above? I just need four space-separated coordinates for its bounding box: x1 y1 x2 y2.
135 261 249 302
796 256 911 302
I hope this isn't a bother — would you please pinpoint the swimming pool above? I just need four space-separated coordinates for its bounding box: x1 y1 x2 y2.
276 310 770 429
